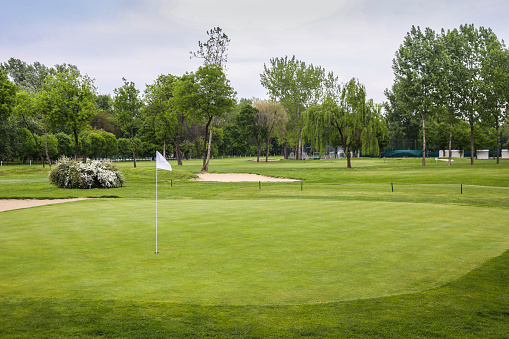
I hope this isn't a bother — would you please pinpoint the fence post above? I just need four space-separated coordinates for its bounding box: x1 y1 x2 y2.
391 182 394 192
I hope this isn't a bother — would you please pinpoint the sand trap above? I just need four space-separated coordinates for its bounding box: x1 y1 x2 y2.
0 198 89 213
192 173 298 182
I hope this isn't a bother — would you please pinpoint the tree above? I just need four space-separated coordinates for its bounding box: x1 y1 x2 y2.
113 78 144 168
179 65 236 171
252 100 288 162
260 56 327 160
439 28 467 166
13 91 47 166
87 132 106 158
479 27 508 164
1 58 51 93
1 69 17 118
55 132 74 157
457 24 486 165
236 101 265 162
100 131 118 158
390 26 442 166
190 27 230 68
304 78 386 168
44 69 97 159
145 74 187 164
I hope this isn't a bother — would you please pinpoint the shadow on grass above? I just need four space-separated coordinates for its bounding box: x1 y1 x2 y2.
1 250 507 338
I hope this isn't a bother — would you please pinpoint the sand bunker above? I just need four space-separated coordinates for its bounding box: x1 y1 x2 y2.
0 198 89 213
192 173 298 182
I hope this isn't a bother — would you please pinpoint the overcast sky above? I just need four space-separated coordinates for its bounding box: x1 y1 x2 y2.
1 0 508 103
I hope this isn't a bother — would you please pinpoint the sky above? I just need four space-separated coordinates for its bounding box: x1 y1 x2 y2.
1 0 508 104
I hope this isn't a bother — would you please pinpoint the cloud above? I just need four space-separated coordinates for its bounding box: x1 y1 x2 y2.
1 0 508 103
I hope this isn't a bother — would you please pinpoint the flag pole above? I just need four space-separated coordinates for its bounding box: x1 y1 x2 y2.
154 151 171 254
155 165 158 254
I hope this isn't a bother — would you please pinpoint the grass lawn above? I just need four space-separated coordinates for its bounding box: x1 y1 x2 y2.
1 157 508 337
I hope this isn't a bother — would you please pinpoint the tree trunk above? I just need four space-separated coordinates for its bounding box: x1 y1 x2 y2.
256 138 261 162
421 114 426 167
163 137 166 158
201 116 213 171
73 129 79 160
131 128 137 168
496 123 500 165
284 142 288 159
448 115 453 167
469 120 475 166
44 131 52 169
24 120 45 167
297 134 302 160
204 125 214 171
176 119 184 166
265 137 270 162
346 149 352 169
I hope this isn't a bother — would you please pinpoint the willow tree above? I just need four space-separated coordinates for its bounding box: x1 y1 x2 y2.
260 56 327 160
304 78 387 168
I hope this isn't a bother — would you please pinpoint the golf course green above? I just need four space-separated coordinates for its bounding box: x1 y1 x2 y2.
1 157 508 337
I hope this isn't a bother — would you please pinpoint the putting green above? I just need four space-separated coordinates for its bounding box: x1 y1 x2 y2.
1 199 507 305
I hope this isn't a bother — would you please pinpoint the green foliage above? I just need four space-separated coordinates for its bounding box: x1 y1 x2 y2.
43 69 97 158
48 156 124 189
113 78 144 167
260 55 328 159
0 69 17 118
55 132 74 157
100 131 118 158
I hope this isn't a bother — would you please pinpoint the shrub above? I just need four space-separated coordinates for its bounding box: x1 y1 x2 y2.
49 157 124 189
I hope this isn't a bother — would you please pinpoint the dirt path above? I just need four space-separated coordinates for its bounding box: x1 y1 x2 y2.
0 198 89 212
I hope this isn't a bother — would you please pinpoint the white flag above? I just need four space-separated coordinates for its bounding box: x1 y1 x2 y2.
156 151 172 171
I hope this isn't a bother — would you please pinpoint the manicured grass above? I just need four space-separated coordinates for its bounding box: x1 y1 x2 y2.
0 157 508 337
2 199 507 306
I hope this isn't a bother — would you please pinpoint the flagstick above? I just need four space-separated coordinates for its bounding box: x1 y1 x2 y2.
155 166 158 254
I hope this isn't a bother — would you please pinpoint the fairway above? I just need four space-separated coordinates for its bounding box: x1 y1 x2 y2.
2 198 507 305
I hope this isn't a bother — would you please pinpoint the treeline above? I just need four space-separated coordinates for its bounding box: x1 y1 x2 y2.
385 24 509 165
1 25 508 170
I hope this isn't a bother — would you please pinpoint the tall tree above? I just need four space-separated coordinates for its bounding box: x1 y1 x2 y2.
439 28 466 166
196 65 236 171
44 69 97 159
190 27 234 171
390 26 441 166
479 27 508 164
190 27 230 68
113 78 144 168
457 24 486 165
260 56 327 160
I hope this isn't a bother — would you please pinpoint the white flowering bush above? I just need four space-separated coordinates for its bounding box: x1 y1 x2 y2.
49 157 124 189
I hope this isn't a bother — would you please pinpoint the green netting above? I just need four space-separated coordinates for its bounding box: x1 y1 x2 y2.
384 150 423 158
